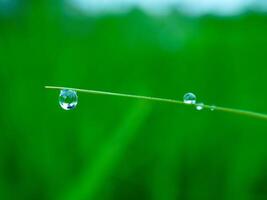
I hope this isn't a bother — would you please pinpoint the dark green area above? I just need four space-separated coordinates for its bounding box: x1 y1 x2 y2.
1 2 267 200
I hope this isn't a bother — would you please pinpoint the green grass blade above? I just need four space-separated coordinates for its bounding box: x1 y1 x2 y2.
45 86 267 121
59 101 151 200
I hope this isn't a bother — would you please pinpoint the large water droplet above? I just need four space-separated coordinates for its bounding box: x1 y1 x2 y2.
183 93 196 104
196 102 204 111
59 89 78 110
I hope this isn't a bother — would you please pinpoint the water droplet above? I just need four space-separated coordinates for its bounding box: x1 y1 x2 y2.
196 102 204 111
59 89 78 110
183 93 196 104
210 105 216 111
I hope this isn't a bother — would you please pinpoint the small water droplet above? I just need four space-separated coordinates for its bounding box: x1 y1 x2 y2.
210 105 216 111
196 102 204 111
59 89 78 110
183 93 196 104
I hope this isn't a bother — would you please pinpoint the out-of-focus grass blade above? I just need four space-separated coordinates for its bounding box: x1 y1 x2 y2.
59 101 151 200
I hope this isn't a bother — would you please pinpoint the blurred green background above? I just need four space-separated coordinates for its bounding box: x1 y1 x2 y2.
1 1 267 200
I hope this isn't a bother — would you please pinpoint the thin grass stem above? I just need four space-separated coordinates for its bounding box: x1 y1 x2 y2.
45 85 267 121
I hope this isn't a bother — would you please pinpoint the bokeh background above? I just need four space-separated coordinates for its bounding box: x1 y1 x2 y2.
1 0 267 200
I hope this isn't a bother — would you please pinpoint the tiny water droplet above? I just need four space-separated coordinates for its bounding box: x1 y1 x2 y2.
183 93 196 104
210 105 216 111
59 89 78 110
196 102 204 111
